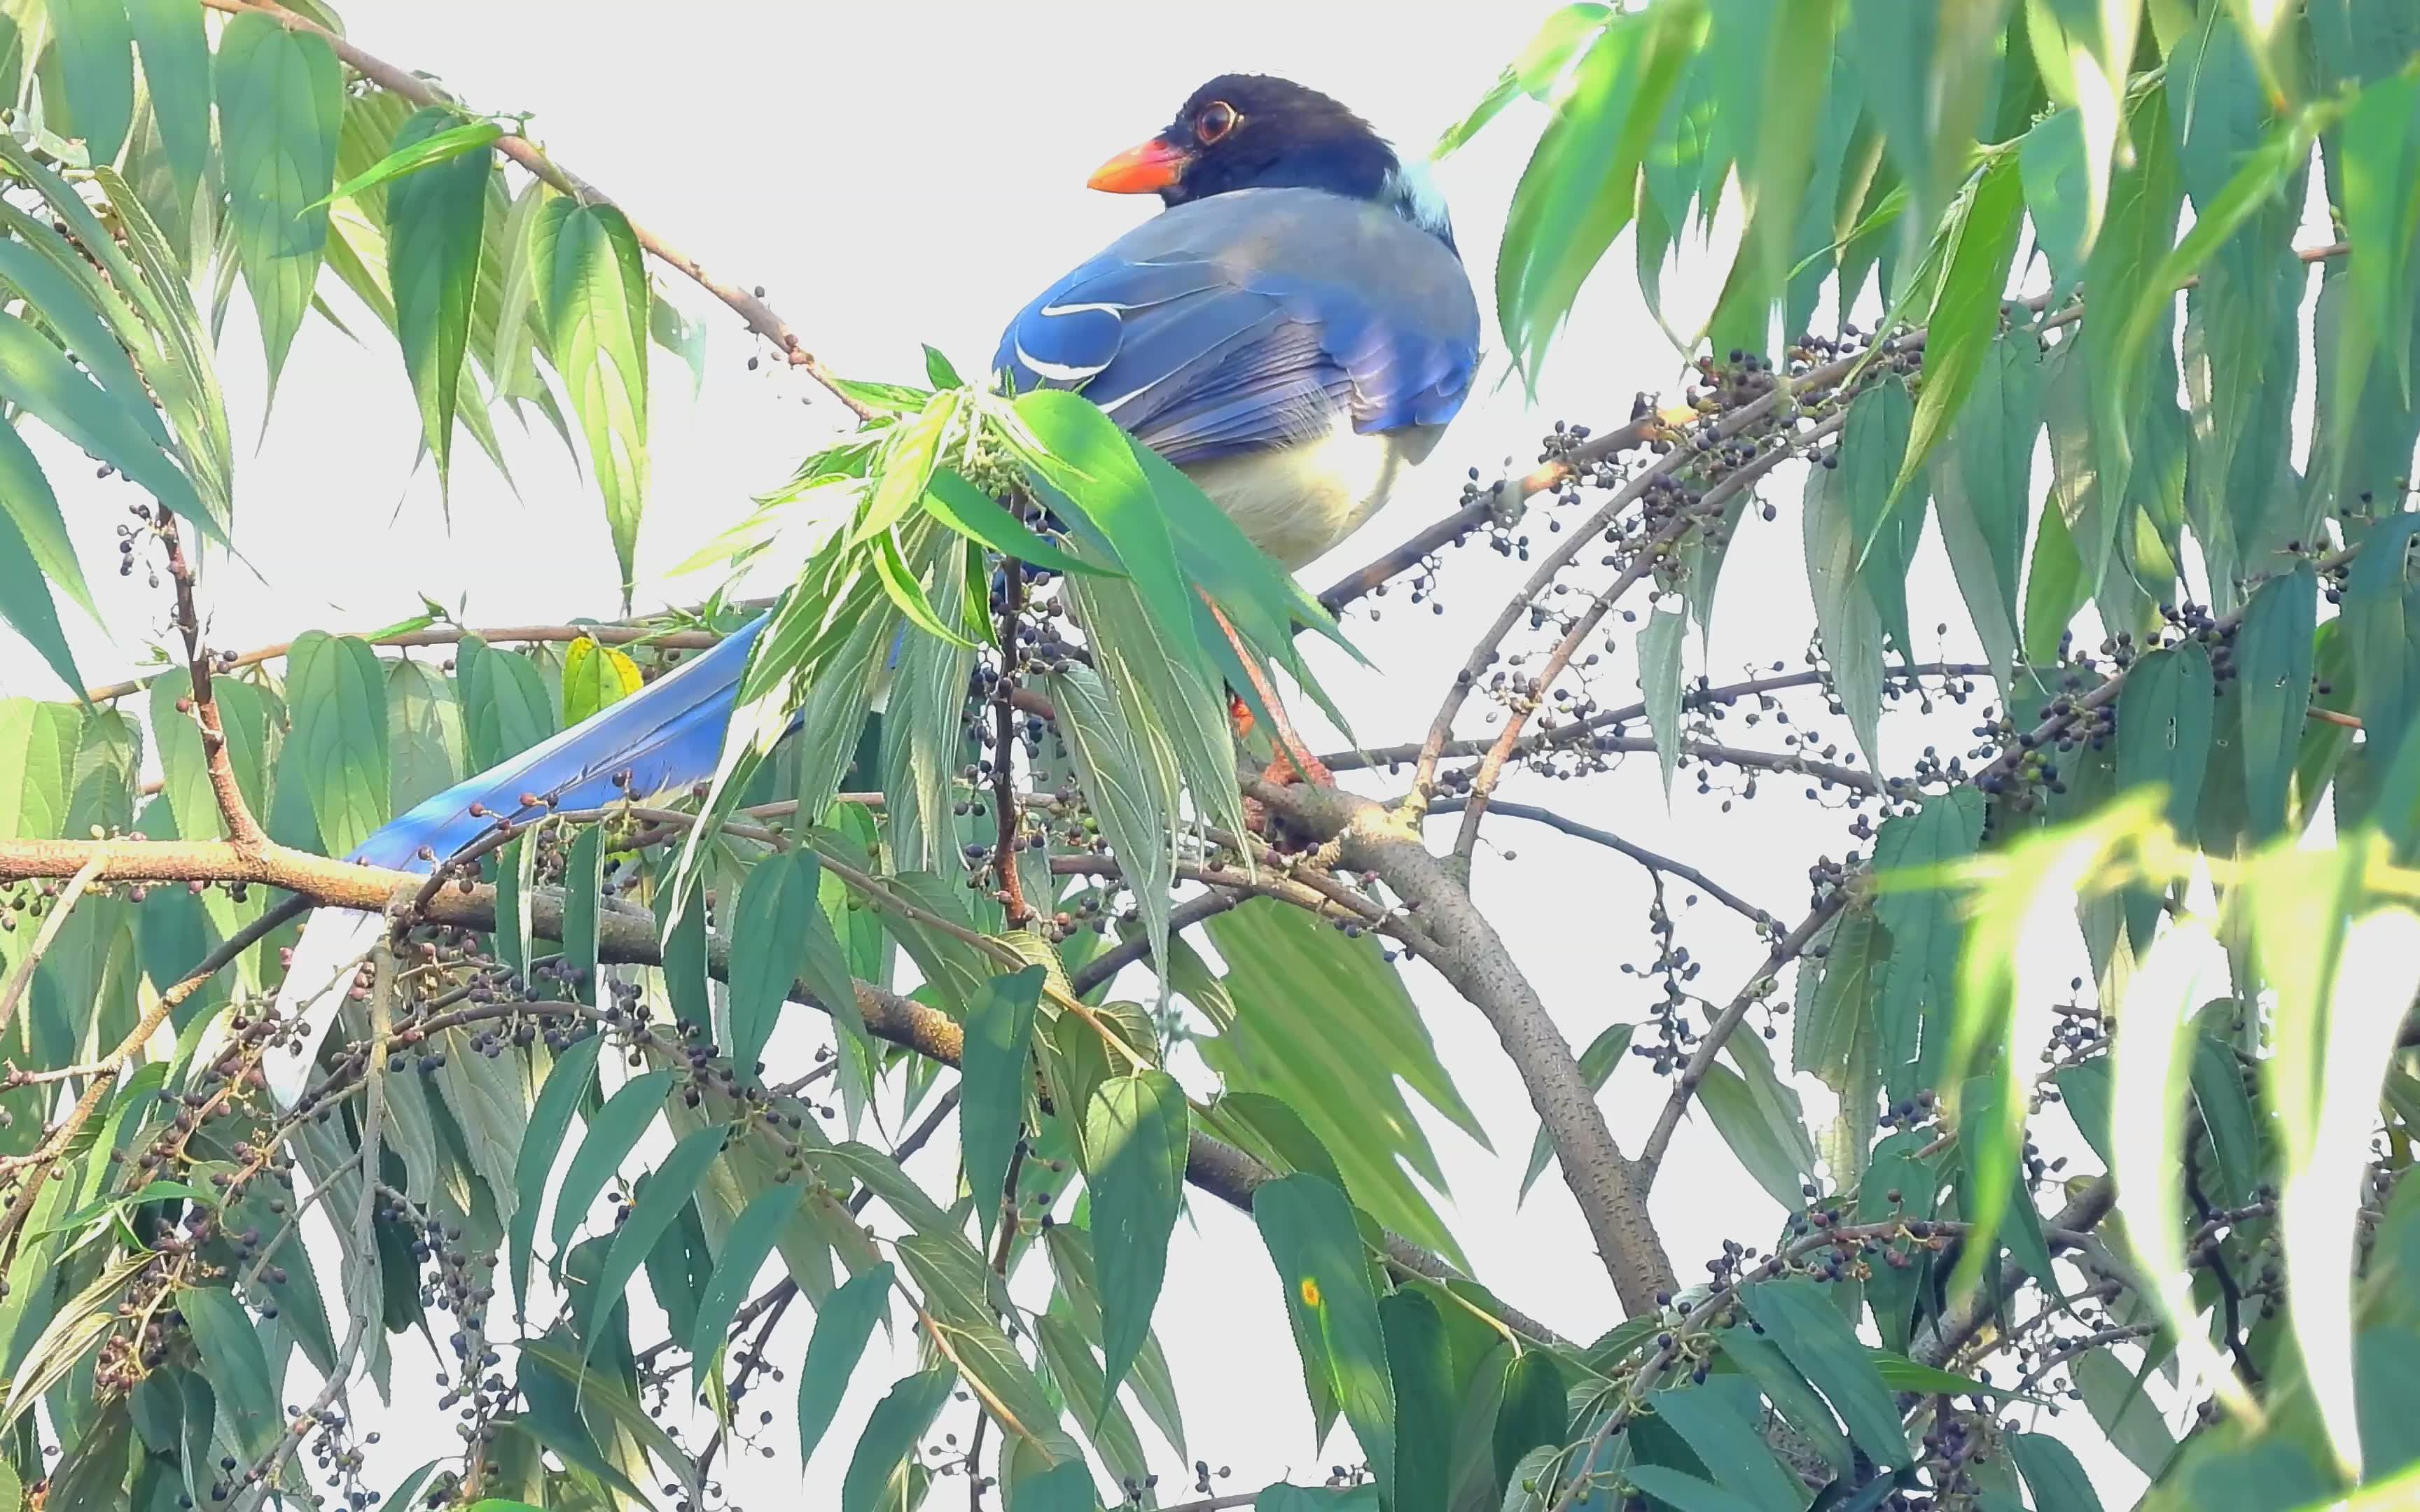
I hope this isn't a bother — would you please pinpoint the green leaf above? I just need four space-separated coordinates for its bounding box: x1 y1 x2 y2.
1043 663 1176 985
728 848 823 1077
1804 453 1886 772
923 468 1117 578
1935 329 2040 688
1521 1021 1632 1203
1856 1128 1937 1353
127 0 211 209
2114 641 2214 944
2350 514 2420 755
1844 376 1923 659
215 12 343 393
559 822 602 1005
1254 1174 1395 1492
1718 1318 1851 1479
508 1030 603 1318
322 116 503 209
682 1185 793 1383
1900 155 2024 511
385 657 464 813
1013 391 1193 656
960 965 1046 1245
1624 1468 1765 1512
1043 1224 1187 1457
177 1285 278 1455
52 0 134 166
1741 1278 1906 1468
456 634 557 773
1008 1457 1099 1512
2340 69 2420 405
0 416 94 627
385 106 492 495
1870 789 1985 1097
1379 1291 1454 1512
797 1262 896 1466
1640 603 1685 799
1695 1056 1814 1210
2009 1430 2104 1512
581 1124 728 1364
0 313 209 540
1032 1312 1147 1487
842 1368 957 1512
2239 564 2319 841
2075 1346 2178 1477
1650 1376 1804 1512
550 1069 674 1256
0 467 79 692
1083 1069 1188 1406
531 199 651 608
1492 1350 1569 1494
281 632 390 859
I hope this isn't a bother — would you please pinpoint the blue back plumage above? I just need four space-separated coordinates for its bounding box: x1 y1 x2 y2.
994 186 1479 468
353 615 773 871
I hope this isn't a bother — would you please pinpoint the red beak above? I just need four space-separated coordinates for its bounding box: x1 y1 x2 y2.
1087 137 1190 194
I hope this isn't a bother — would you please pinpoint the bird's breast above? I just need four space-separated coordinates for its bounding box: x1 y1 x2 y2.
1183 417 1445 571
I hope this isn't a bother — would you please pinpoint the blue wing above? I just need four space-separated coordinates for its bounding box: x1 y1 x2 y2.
995 186 1479 467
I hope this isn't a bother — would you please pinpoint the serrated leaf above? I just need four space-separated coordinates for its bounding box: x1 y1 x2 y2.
923 468 1116 579
215 12 343 394
1044 663 1176 991
2115 641 2213 946
1433 3 1613 157
1741 1278 1906 1468
1870 788 1983 1099
1255 1174 1395 1492
550 1069 674 1256
1695 1058 1812 1210
176 1284 278 1455
1843 377 1923 659
961 965 1046 1245
1379 1290 1454 1512
1900 154 2024 507
386 106 492 495
1492 1349 1569 1495
1083 1070 1188 1406
282 632 390 859
0 312 209 539
1933 331 2041 690
531 199 650 608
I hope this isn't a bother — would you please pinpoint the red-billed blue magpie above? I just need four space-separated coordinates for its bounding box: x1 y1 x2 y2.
267 76 1480 1106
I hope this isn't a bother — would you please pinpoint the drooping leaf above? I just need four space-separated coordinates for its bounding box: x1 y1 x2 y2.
176 1285 279 1455
1869 790 1985 1097
455 634 558 774
1253 1174 1395 1493
559 822 602 1006
507 1030 603 1317
281 632 390 859
2239 564 2320 841
960 965 1047 1245
1741 1278 1907 1468
1804 451 1886 772
531 199 651 608
1492 1349 1570 1494
52 0 135 167
1379 1290 1454 1512
1650 1375 1805 1512
1899 153 2025 505
1693 1056 1814 1210
580 1124 729 1364
386 106 493 495
215 12 344 394
1640 603 1685 799
796 1262 896 1466
728 848 823 1078
126 0 211 209
842 1368 957 1512
1083 1070 1188 1406
1521 1021 1632 1203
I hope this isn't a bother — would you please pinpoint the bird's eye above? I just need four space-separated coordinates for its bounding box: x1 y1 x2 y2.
1195 100 1239 145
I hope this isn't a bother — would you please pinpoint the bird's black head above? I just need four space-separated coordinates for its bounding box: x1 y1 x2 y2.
1088 75 1449 241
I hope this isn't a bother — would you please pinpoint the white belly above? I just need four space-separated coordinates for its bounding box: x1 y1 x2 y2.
1183 418 1446 571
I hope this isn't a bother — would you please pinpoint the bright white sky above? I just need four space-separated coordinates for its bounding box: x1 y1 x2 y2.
0 1 2155 1504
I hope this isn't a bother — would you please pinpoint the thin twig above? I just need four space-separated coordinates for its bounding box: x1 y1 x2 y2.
1431 798 1776 925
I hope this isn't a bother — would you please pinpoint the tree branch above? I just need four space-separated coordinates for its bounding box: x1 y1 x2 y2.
1245 778 1676 1314
197 0 876 421
1431 799 1778 926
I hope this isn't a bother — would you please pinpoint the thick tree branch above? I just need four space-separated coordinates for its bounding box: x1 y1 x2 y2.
198 0 876 422
1246 778 1676 1313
